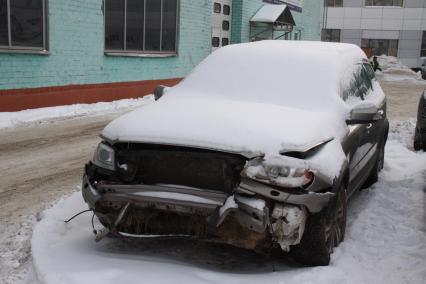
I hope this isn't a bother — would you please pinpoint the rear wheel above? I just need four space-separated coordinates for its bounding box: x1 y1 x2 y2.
290 186 347 266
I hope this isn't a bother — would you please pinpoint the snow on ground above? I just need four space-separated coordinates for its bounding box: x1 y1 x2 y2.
30 120 426 284
0 96 154 130
375 56 426 84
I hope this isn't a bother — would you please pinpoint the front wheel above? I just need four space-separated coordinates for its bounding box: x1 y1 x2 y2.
290 186 347 266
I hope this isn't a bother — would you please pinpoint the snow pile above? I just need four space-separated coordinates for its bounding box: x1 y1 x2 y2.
31 120 426 284
0 96 154 130
375 56 425 83
103 95 349 163
177 40 364 111
103 41 367 181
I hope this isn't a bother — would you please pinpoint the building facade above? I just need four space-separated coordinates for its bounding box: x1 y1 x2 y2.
0 0 323 111
323 0 426 68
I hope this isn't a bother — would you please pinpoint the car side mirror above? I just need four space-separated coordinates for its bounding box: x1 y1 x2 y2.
347 103 384 124
154 85 170 101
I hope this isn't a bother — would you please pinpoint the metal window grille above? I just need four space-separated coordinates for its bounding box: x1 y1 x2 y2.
0 0 47 52
104 0 179 54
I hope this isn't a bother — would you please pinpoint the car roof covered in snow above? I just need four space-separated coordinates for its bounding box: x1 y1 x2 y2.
171 40 366 111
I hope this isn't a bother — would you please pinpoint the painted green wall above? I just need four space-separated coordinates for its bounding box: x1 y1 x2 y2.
0 0 213 90
299 0 324 41
0 0 324 91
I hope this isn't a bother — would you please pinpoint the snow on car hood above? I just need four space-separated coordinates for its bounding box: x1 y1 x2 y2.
102 94 349 158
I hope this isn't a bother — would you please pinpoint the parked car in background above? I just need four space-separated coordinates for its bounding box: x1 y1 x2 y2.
82 41 389 266
419 58 426 80
414 91 426 151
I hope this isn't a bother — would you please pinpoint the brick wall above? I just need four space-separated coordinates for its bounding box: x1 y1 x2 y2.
0 0 212 91
231 0 263 43
299 0 324 41
0 0 324 91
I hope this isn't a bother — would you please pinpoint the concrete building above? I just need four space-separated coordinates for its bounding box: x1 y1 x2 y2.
323 0 426 68
0 0 323 111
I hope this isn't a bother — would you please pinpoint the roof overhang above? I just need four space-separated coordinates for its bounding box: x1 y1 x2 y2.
250 4 296 26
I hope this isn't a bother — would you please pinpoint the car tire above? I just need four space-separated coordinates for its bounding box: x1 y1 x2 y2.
290 186 347 266
362 141 385 189
414 141 422 151
414 130 423 151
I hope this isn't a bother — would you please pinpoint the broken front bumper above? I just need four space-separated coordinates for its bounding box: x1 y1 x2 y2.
82 163 334 251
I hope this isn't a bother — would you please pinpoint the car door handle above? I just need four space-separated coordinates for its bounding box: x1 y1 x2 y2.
366 123 373 129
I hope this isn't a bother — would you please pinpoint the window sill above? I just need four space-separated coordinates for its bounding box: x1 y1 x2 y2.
105 51 177 58
364 6 403 8
0 48 49 55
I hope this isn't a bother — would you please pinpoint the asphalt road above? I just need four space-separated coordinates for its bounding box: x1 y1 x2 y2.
0 80 424 283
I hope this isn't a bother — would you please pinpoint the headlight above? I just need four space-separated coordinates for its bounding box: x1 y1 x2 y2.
242 161 314 188
93 142 115 171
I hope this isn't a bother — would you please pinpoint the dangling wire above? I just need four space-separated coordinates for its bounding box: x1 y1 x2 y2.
64 209 93 223
91 211 97 235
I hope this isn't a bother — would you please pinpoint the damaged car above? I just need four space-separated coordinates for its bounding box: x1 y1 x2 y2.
82 41 389 266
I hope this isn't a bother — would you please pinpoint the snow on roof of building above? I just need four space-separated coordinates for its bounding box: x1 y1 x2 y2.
250 4 295 25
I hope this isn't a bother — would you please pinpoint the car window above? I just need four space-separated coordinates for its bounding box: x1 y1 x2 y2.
342 63 374 102
363 62 375 81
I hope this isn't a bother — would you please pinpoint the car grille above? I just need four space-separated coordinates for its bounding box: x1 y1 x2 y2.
115 144 246 193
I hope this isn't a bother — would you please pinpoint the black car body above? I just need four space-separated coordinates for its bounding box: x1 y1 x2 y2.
81 41 389 266
414 91 426 151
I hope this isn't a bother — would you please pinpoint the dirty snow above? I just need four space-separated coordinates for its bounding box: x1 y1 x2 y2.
0 96 154 130
218 195 238 215
30 119 426 284
235 195 266 211
375 55 426 84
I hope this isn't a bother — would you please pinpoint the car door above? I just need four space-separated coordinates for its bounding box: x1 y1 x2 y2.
342 62 381 194
360 62 386 161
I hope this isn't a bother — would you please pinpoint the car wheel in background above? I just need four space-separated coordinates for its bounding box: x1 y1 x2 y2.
414 129 423 151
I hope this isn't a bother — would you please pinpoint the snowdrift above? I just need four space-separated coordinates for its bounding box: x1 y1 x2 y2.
375 56 425 83
0 96 154 130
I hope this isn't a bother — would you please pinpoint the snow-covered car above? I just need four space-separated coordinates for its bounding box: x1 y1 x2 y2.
414 91 426 151
82 41 389 266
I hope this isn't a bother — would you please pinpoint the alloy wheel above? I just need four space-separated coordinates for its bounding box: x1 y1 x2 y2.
324 188 347 254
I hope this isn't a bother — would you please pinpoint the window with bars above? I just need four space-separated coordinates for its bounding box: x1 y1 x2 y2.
365 0 403 6
0 0 47 52
105 0 178 54
321 29 340 42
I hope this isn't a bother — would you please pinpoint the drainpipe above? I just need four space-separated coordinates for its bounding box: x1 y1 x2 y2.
322 0 327 39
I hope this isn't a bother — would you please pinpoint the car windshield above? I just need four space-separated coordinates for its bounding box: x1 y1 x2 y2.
172 41 349 112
